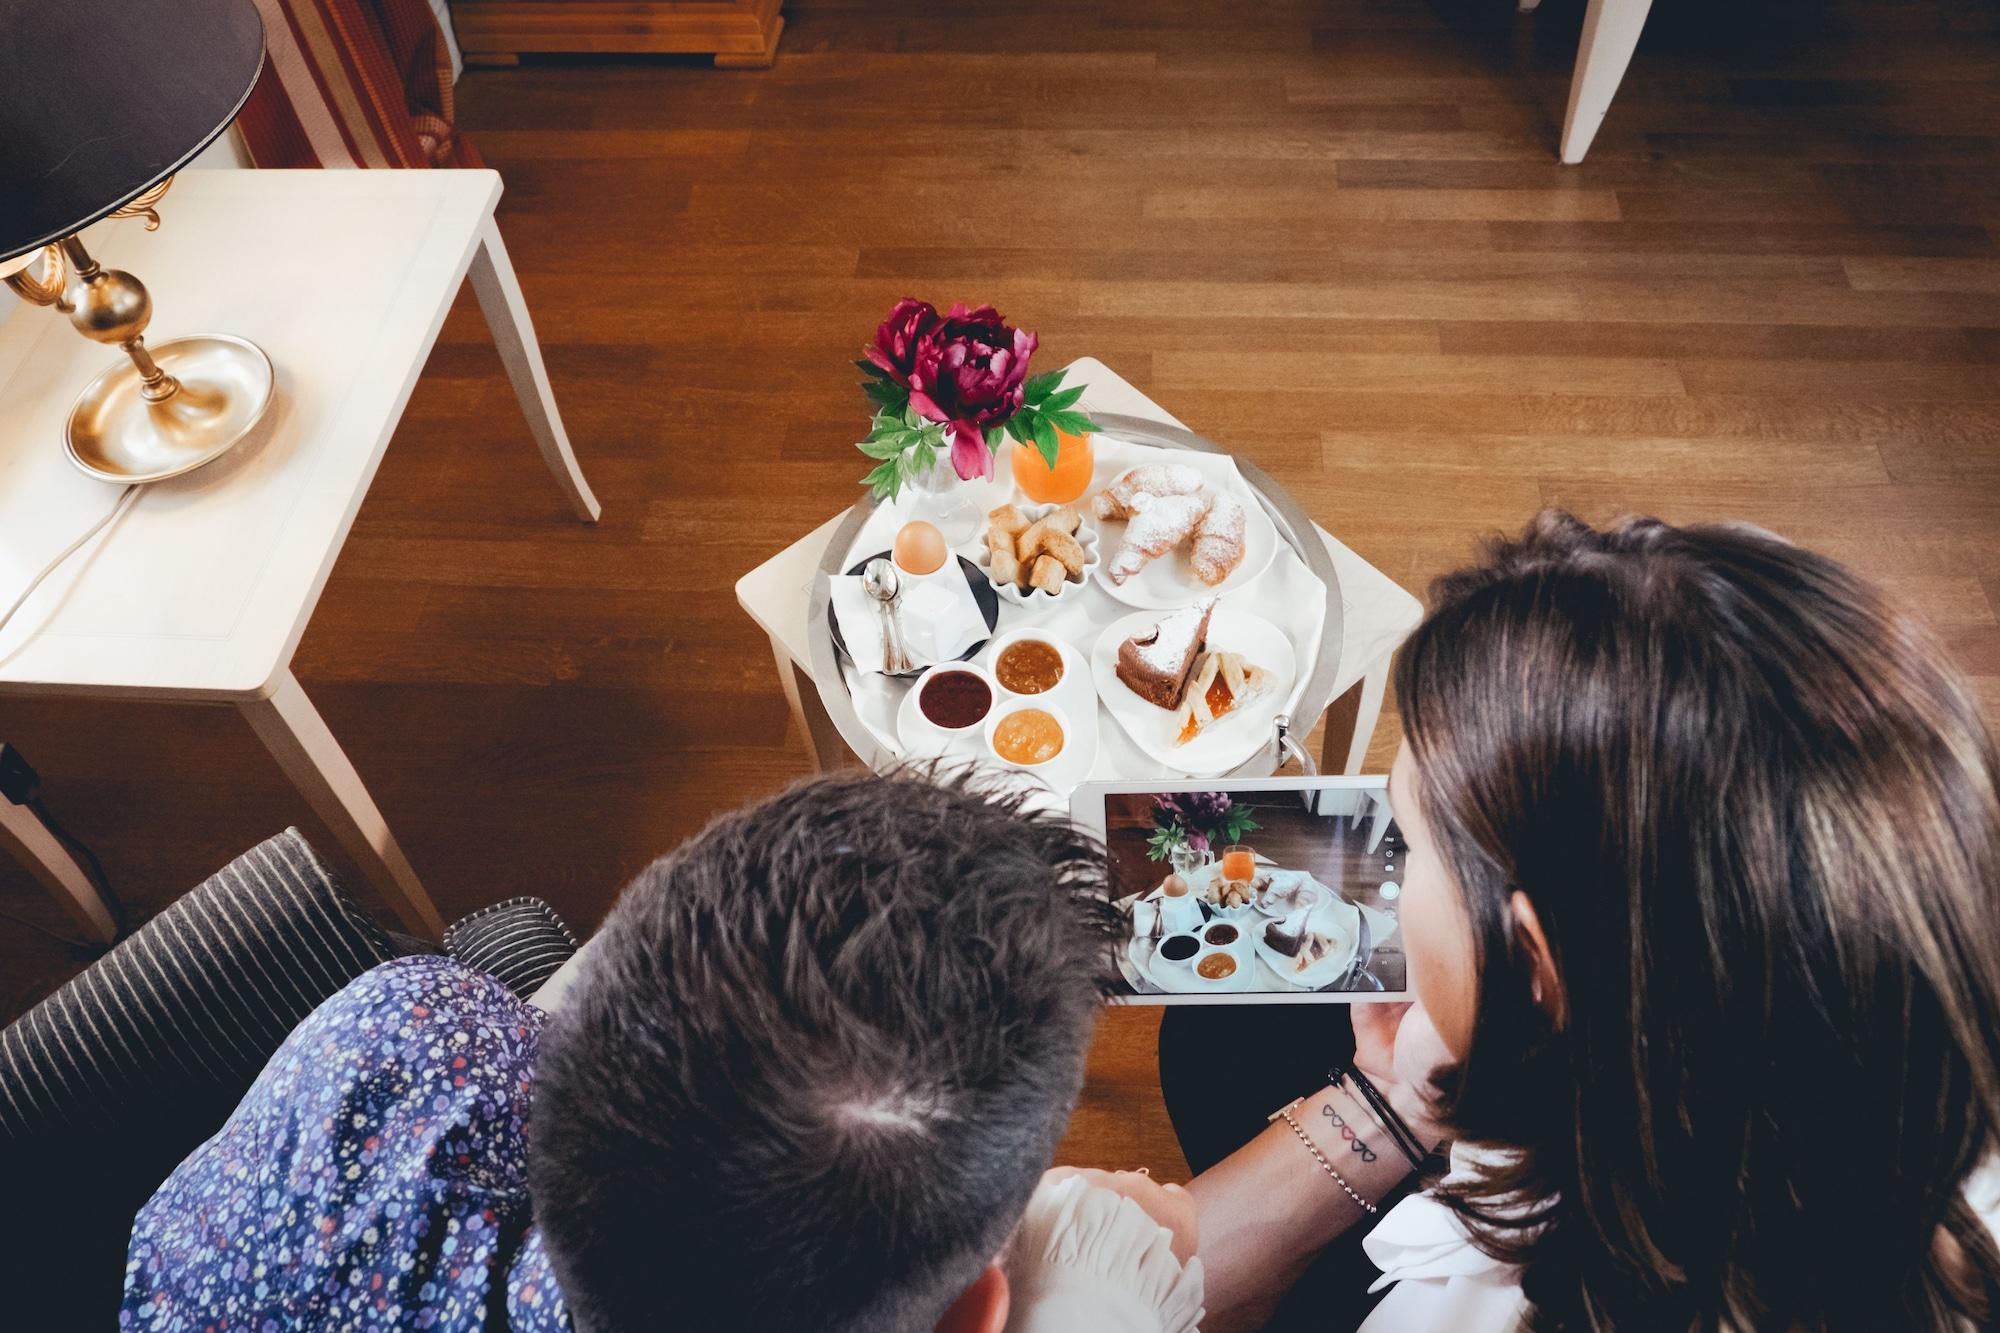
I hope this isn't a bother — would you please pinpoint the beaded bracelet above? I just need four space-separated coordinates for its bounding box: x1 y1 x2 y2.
1268 1097 1377 1214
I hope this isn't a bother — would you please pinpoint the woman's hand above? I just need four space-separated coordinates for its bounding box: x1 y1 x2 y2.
1351 1001 1453 1149
1043 1167 1199 1266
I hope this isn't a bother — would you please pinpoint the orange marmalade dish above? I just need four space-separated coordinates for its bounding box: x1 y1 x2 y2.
995 638 1064 694
993 708 1064 765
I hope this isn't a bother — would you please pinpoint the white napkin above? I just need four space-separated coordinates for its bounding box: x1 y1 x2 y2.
830 567 988 675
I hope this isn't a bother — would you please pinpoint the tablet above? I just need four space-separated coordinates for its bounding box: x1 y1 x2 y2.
1071 777 1410 1005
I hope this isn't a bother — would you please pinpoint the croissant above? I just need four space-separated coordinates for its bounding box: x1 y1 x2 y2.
1190 491 1247 586
1108 492 1209 585
1091 463 1205 521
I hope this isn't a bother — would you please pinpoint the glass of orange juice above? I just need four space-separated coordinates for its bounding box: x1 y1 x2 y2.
1010 425 1094 505
1220 845 1256 883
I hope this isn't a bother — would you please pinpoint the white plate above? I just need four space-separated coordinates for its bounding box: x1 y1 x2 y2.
895 633 1100 791
1089 606 1299 777
1091 473 1280 611
1250 884 1362 990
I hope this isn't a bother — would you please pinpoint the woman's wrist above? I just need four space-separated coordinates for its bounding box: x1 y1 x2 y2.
1297 1082 1421 1196
1331 1062 1445 1160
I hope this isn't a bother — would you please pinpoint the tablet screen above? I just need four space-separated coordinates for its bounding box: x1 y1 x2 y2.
1075 778 1410 1004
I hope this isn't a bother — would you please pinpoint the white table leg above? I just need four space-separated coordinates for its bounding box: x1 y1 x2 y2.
1559 0 1654 164
467 217 603 523
767 631 823 771
0 798 117 943
240 671 445 939
1342 659 1391 776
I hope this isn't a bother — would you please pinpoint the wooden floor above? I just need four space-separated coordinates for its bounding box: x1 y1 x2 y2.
3 0 1997 1185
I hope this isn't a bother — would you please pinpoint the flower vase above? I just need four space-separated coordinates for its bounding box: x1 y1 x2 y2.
907 458 981 546
1169 843 1213 881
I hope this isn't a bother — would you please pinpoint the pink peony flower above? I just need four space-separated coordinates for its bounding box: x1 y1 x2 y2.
865 298 941 385
907 303 1038 480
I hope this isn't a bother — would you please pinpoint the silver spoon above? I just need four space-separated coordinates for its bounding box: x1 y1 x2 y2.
862 558 911 673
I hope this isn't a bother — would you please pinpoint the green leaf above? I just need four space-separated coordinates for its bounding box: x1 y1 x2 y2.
856 358 895 382
863 379 907 410
984 423 1005 449
856 435 908 460
1041 385 1086 413
912 439 938 477
863 459 903 501
1005 414 1035 446
1030 413 1060 470
1046 410 1100 437
1025 369 1066 403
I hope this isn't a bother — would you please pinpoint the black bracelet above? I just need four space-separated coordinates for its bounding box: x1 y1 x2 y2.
1329 1063 1427 1170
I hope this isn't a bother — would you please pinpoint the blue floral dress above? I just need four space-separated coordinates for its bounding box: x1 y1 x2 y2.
122 956 572 1331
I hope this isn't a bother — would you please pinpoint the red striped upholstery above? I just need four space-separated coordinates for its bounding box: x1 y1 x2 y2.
237 0 481 168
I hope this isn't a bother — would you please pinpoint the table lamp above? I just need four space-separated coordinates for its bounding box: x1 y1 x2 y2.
0 0 272 483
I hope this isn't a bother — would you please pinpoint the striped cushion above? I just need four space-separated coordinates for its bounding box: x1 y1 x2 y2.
444 897 580 999
0 828 402 1141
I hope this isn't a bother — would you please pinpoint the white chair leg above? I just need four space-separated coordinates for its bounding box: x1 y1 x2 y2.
1559 0 1654 164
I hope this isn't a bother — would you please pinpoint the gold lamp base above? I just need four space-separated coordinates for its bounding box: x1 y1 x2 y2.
5 180 276 485
65 333 273 483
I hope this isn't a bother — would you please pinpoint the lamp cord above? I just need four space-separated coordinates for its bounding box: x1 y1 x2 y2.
0 484 141 634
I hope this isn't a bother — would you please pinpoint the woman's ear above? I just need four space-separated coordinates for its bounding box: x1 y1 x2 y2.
934 1262 1009 1333
1507 891 1567 1029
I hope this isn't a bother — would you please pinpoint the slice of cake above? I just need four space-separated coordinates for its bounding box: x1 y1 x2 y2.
1116 601 1214 709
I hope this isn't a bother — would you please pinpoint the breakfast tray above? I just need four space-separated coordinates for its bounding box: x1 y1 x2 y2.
805 413 1346 787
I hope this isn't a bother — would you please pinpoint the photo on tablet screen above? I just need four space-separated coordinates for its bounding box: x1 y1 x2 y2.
1080 779 1409 1004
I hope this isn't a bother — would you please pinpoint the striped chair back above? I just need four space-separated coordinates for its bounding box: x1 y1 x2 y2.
0 828 401 1140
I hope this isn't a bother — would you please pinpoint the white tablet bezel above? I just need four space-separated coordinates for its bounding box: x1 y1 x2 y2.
1071 775 1409 1006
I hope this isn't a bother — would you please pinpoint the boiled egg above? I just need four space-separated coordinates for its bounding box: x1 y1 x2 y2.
893 520 948 576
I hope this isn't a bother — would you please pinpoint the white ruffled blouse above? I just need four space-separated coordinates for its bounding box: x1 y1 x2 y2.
1004 1175 1206 1333
1359 1147 2000 1333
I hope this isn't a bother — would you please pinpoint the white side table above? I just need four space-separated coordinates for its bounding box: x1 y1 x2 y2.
735 358 1421 779
0 169 599 941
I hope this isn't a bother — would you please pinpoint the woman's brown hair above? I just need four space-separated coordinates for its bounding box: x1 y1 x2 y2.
1395 510 2000 1330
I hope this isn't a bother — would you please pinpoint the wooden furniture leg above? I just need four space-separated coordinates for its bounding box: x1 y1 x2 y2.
0 797 117 943
467 218 603 523
240 671 445 939
1559 0 1654 164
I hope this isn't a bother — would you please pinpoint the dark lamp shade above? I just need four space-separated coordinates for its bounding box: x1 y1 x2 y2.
0 0 266 264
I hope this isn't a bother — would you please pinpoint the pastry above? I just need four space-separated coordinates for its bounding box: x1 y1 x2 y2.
1028 555 1067 594
1174 651 1274 745
1190 491 1247 586
985 526 1020 587
1264 909 1308 958
983 506 1091 597
988 504 1030 538
1108 492 1210 586
1115 601 1214 709
1036 528 1088 577
1091 463 1205 521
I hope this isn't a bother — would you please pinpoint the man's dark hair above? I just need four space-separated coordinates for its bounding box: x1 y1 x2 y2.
529 769 1124 1333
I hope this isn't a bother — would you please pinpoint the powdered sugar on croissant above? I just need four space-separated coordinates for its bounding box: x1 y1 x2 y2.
1091 463 1205 521
1108 492 1210 585
1190 491 1247 586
